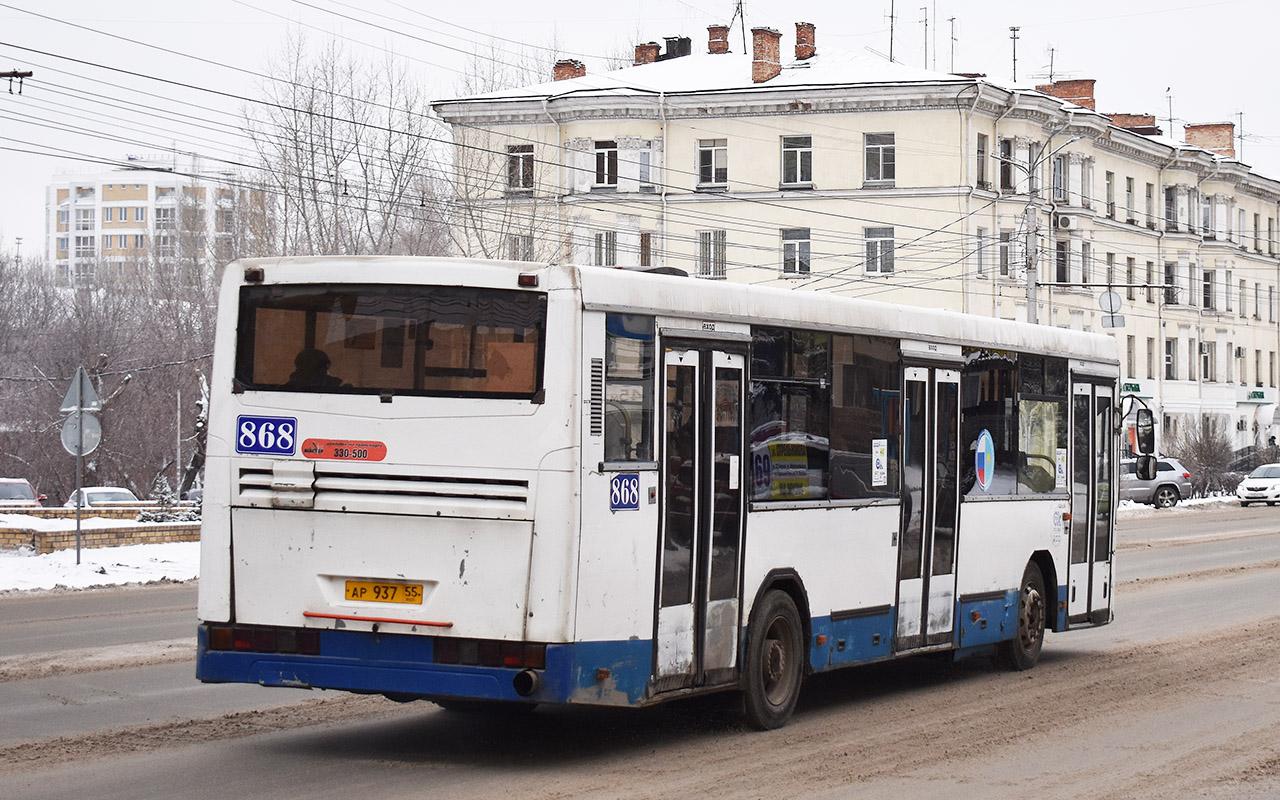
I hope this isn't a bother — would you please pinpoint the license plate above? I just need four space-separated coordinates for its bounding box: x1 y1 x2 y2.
344 580 423 605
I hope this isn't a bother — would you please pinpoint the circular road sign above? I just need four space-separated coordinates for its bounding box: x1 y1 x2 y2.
1099 290 1123 315
61 413 102 457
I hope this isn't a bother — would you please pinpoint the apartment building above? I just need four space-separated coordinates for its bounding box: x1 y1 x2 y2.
432 23 1280 451
45 156 250 284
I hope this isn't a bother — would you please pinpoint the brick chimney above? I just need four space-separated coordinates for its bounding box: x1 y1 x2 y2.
1109 113 1162 136
634 42 660 65
795 22 816 60
553 59 586 81
1035 79 1096 110
708 24 729 54
751 27 781 83
1185 122 1236 158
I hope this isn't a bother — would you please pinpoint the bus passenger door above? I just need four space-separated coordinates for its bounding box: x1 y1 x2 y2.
654 345 746 691
1068 380 1115 625
895 365 961 652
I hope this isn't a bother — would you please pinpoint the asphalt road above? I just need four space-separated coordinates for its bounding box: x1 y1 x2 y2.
0 501 1276 799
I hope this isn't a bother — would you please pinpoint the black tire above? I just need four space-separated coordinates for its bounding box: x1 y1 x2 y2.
1153 485 1180 508
742 589 805 730
1241 502 1251 507
997 562 1047 671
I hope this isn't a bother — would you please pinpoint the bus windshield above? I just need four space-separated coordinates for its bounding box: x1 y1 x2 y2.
235 284 546 399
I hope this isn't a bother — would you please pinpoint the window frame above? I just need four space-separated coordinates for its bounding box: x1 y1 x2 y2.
863 133 896 185
781 227 811 276
697 139 728 187
780 135 813 187
864 227 895 274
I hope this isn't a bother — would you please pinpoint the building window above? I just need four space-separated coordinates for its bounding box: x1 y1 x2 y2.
1203 270 1215 310
865 227 894 274
697 230 727 278
507 234 533 261
1052 155 1067 202
697 139 727 186
156 234 175 259
1241 279 1249 318
639 232 653 267
1146 261 1155 304
74 235 94 258
999 230 1013 276
134 234 145 249
1126 257 1136 301
1125 176 1135 222
216 208 233 233
594 141 618 187
999 138 1014 191
1145 183 1155 226
1203 198 1212 234
103 207 114 223
1146 338 1155 380
781 228 811 275
1254 213 1261 250
117 234 128 249
155 207 175 230
864 133 895 184
1165 338 1177 381
1271 286 1276 323
1105 171 1115 219
1126 336 1136 379
976 134 988 188
1164 262 1178 305
1257 351 1264 387
975 227 987 276
1164 187 1176 230
1081 242 1092 284
638 147 654 191
781 136 812 186
1270 217 1276 255
507 144 534 190
1203 344 1214 383
1256 282 1263 319
594 231 617 267
1055 240 1068 283
75 208 95 231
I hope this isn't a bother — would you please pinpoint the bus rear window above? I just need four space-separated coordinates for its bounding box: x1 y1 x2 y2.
235 284 546 399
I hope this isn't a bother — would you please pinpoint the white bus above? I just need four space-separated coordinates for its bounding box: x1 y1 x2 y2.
197 257 1119 729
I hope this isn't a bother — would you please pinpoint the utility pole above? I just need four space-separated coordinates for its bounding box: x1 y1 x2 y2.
920 7 929 69
1010 27 1020 82
1166 88 1174 139
1237 110 1244 161
2 69 32 94
888 0 897 62
932 0 938 70
948 16 956 73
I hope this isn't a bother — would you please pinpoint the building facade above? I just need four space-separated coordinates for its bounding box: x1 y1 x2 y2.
45 156 257 284
432 23 1280 453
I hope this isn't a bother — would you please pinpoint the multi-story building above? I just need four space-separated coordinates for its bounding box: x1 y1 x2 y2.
45 156 255 284
432 22 1280 452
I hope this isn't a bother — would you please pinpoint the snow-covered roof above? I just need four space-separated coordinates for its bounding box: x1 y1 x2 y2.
452 47 989 103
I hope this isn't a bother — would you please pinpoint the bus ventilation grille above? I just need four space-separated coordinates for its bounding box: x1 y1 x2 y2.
590 358 604 437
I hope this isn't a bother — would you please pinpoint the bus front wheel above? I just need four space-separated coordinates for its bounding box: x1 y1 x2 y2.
742 589 804 730
997 562 1046 671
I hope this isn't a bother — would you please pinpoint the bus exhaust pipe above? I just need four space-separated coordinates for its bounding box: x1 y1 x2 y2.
513 669 540 697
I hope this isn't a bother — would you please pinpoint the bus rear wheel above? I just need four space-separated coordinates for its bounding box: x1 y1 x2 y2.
742 590 804 730
997 563 1046 671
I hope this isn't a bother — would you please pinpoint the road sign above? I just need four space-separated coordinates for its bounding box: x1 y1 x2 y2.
1101 314 1126 329
1098 291 1123 315
61 413 102 456
60 366 102 412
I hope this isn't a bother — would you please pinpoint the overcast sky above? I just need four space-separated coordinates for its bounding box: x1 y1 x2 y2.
1 0 1274 258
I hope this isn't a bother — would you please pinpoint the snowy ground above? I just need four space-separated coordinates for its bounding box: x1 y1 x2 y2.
0 512 199 594
0 496 1240 594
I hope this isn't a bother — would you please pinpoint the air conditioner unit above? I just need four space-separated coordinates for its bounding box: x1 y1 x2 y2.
1200 342 1211 355
1236 346 1248 358
1055 214 1077 231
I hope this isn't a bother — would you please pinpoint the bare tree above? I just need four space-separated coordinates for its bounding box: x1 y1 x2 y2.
245 32 448 257
1168 417 1237 496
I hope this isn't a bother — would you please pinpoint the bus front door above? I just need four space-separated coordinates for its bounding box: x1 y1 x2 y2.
654 345 746 692
1069 380 1115 625
895 365 961 652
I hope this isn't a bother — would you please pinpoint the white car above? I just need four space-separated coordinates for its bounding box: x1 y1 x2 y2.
1236 464 1280 506
64 486 140 508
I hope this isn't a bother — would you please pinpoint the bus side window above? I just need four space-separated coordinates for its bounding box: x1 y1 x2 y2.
604 314 655 462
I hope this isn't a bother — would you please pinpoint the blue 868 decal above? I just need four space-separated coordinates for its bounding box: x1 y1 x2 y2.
609 473 640 511
236 415 298 456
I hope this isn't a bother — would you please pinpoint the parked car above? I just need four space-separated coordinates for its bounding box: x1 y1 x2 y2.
1119 457 1192 508
0 478 44 508
64 486 140 508
1235 463 1280 506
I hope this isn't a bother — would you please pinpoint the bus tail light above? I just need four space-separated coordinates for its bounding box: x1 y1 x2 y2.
518 273 539 287
434 637 545 669
205 625 321 656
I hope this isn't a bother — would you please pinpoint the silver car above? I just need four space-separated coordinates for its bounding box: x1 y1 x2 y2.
1120 458 1192 508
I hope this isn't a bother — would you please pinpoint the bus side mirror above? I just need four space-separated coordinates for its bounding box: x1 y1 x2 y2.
1135 408 1155 455
1134 454 1157 481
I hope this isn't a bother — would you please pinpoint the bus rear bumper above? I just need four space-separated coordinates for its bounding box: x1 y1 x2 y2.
195 624 653 707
